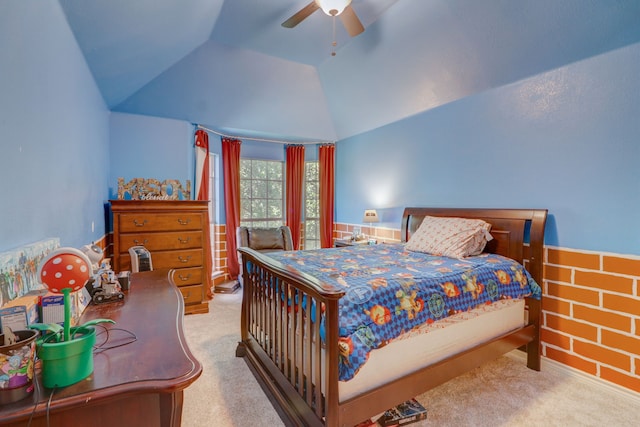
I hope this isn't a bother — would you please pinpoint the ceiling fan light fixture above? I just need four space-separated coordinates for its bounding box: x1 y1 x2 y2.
315 0 351 16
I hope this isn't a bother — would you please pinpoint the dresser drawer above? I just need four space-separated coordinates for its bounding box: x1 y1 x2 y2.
118 231 203 251
179 284 204 305
152 249 203 269
171 267 203 286
119 249 203 271
118 213 203 232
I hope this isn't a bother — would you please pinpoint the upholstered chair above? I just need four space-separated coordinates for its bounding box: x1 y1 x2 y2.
236 226 294 285
236 226 294 253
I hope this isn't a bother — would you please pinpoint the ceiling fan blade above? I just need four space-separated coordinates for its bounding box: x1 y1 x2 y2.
339 5 364 37
282 1 320 28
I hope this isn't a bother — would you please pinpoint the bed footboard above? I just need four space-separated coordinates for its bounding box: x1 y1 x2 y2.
236 248 344 426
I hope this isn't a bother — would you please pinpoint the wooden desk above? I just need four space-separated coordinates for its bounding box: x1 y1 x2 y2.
0 270 202 427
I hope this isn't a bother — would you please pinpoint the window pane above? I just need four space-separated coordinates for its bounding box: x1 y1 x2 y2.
241 203 252 220
305 162 318 179
306 220 319 239
240 159 285 228
304 161 320 249
268 162 283 180
251 180 267 198
268 181 282 199
251 199 266 219
268 199 282 219
240 160 251 179
252 161 267 179
240 182 251 198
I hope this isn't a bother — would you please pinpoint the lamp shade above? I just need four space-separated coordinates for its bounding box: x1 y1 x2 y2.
39 247 92 294
315 0 352 16
363 209 380 223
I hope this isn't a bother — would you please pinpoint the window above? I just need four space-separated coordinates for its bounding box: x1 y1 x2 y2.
208 154 218 268
240 159 284 228
304 161 320 250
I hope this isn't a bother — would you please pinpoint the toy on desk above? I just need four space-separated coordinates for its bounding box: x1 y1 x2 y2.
80 242 104 273
86 260 125 305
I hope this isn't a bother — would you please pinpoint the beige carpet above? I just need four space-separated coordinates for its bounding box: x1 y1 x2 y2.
182 292 639 427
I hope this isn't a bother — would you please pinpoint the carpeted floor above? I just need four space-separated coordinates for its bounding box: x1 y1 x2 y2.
182 292 639 427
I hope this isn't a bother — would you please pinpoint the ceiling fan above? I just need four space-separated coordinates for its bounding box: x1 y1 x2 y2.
282 0 365 37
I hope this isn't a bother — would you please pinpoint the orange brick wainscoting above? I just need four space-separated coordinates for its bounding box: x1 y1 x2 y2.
543 247 640 394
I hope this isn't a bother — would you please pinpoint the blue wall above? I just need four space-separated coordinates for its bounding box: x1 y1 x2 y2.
1 2 637 259
336 43 640 256
109 113 194 200
0 1 109 251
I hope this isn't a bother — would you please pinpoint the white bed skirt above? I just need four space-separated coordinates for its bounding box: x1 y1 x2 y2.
337 298 525 402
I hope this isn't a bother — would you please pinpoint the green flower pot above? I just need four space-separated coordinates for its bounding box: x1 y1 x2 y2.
37 326 96 388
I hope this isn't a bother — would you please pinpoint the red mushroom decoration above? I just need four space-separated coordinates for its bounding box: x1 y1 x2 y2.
38 248 92 341
40 248 91 293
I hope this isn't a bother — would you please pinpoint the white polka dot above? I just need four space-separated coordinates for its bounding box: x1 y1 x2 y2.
80 266 87 273
42 271 48 277
69 279 76 285
66 265 73 270
55 272 62 279
53 257 62 265
52 287 59 293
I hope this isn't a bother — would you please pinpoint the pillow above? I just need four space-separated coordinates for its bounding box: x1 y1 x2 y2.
405 216 493 258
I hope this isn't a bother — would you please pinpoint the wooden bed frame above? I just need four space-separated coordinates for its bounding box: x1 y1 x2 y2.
236 207 547 427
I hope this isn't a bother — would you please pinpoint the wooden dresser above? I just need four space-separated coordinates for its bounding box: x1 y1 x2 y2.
110 200 211 314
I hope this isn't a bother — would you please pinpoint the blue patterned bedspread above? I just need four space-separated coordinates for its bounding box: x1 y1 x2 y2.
268 244 541 381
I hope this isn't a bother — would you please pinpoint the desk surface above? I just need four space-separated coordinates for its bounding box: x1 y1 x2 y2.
0 270 202 426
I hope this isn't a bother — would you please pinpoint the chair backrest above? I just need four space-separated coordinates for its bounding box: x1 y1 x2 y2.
236 226 294 253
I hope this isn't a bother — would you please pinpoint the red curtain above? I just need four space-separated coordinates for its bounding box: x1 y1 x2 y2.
222 137 242 280
195 130 210 201
286 145 305 250
319 144 335 248
194 130 213 299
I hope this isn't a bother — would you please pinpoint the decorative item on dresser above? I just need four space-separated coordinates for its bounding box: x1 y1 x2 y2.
110 200 211 314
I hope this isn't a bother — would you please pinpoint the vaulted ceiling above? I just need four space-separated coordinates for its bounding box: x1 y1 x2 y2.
59 0 640 142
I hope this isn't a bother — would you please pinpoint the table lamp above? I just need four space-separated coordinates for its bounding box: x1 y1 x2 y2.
363 209 379 238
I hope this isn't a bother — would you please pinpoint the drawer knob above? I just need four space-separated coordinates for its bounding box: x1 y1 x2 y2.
178 237 191 244
178 255 192 263
178 273 192 281
133 238 149 245
177 218 191 226
133 219 148 227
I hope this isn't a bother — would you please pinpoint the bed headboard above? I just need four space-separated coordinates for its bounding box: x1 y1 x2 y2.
400 207 547 284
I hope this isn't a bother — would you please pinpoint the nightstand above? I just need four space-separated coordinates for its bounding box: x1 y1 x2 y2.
334 239 376 247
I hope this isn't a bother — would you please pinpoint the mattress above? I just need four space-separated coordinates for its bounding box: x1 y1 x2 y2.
337 298 525 402
270 245 540 382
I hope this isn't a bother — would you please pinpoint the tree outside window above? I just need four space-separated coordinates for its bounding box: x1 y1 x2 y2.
240 159 284 228
304 161 320 250
239 158 319 249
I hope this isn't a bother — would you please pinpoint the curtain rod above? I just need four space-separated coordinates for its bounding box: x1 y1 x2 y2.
196 124 334 146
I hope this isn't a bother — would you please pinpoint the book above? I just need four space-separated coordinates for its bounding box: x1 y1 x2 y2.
377 398 427 426
354 419 377 427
